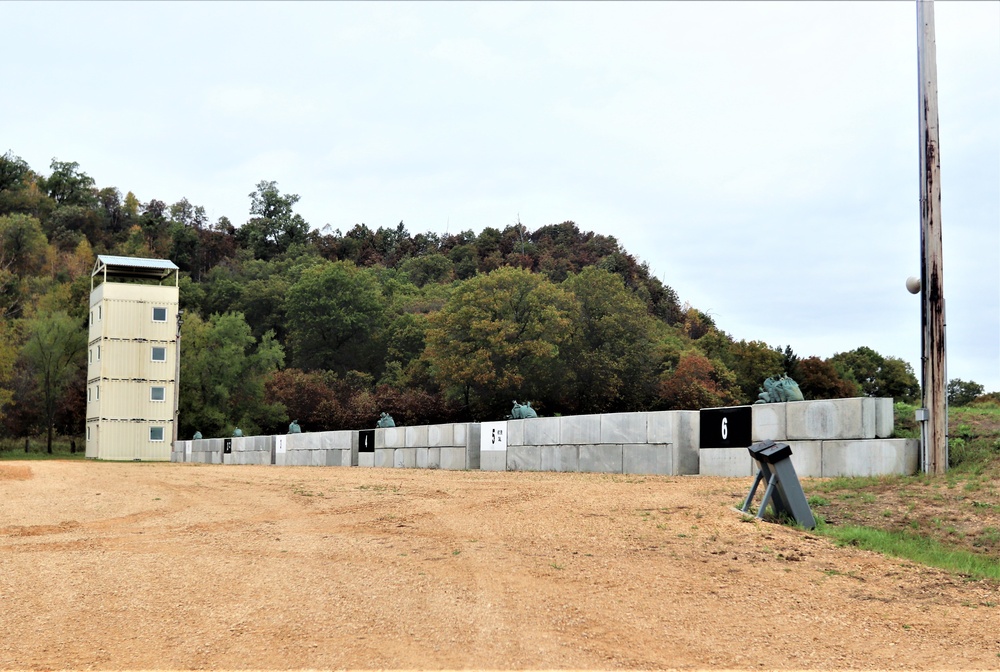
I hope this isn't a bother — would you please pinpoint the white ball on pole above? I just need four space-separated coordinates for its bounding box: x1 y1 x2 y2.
906 276 921 294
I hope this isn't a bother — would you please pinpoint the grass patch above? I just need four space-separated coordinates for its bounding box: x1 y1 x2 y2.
0 437 86 460
818 524 1000 582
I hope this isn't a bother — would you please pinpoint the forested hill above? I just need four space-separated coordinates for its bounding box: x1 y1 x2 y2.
0 153 928 441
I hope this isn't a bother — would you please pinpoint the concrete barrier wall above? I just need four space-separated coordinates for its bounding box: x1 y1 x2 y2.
700 398 912 477
372 423 476 471
276 430 355 467
169 397 909 478
505 411 699 476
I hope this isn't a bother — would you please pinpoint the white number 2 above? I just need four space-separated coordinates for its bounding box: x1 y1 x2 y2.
721 417 728 440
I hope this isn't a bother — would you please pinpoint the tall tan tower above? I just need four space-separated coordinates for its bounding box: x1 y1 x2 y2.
86 255 180 460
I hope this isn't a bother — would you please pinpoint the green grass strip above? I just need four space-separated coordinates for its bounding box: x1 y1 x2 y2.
818 524 1000 582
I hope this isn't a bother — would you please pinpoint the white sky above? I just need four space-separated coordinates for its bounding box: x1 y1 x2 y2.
4 1 999 392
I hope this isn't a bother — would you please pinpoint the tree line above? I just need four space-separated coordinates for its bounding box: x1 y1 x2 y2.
2 151 980 447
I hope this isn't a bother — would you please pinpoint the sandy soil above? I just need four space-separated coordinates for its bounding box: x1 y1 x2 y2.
1 461 998 671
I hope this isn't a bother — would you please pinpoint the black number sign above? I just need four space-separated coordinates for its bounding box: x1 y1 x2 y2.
699 406 752 448
359 429 375 453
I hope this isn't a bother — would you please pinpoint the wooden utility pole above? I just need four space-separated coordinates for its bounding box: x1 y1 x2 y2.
172 310 183 452
917 0 948 474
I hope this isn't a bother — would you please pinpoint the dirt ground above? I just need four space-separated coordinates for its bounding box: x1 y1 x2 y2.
1 461 999 671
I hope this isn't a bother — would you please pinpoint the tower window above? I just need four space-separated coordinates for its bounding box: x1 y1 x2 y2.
149 427 164 442
152 307 167 322
152 347 166 362
150 386 166 402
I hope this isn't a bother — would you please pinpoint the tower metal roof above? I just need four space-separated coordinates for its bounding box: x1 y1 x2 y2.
92 255 179 282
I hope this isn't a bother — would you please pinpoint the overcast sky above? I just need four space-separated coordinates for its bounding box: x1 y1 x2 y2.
5 1 998 392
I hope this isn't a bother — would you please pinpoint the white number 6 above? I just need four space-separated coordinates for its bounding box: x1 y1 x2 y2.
721 417 728 440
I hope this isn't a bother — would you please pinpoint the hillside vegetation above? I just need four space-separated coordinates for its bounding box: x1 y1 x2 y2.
1 152 988 449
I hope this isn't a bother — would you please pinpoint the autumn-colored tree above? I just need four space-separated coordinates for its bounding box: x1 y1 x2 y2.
797 356 860 400
657 352 740 410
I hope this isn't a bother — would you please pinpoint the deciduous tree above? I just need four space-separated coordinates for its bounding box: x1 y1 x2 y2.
424 266 572 418
560 267 659 413
948 379 985 407
285 261 386 373
21 311 86 452
829 346 919 401
179 312 285 437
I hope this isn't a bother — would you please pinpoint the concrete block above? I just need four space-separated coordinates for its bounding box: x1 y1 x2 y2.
415 447 430 468
357 452 375 468
784 441 822 478
480 450 507 471
330 431 354 450
427 424 454 447
699 448 754 477
210 451 222 465
339 449 352 467
875 398 894 438
427 447 441 469
579 444 623 473
326 449 347 467
374 449 394 468
376 427 405 449
465 423 481 471
623 444 672 475
285 432 311 451
601 413 647 444
524 417 561 446
559 415 601 444
439 447 466 470
786 398 876 441
275 451 288 466
507 445 541 471
673 411 701 475
307 450 325 467
405 425 429 448
454 423 467 447
506 419 525 446
646 411 674 443
540 445 579 472
394 448 417 469
822 438 919 477
231 437 246 453
752 404 787 442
